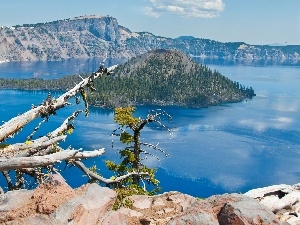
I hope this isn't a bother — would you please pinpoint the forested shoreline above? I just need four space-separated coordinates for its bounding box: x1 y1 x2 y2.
0 50 255 108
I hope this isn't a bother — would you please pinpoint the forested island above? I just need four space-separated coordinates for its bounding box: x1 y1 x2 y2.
0 49 255 108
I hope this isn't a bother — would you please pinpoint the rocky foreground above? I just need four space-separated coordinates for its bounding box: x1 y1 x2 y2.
0 174 299 225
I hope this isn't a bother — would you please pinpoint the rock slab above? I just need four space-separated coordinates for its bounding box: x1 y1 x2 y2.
245 183 300 225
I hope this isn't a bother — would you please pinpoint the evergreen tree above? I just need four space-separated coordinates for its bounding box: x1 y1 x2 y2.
105 106 171 209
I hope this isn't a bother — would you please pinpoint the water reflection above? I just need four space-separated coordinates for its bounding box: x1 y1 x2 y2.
0 61 299 197
1 57 299 80
0 58 127 79
194 57 300 67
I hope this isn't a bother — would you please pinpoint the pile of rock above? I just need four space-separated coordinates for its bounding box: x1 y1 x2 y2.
245 184 300 225
0 174 299 225
118 191 279 225
0 174 117 224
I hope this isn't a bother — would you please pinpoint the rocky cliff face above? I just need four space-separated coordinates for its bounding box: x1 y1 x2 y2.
0 15 299 64
0 16 124 61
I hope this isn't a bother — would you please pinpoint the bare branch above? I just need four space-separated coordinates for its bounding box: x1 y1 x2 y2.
0 109 82 158
26 118 47 141
73 160 148 185
141 142 169 157
19 168 45 184
140 150 160 161
49 110 82 138
2 171 13 190
0 135 66 158
0 65 117 143
0 149 105 171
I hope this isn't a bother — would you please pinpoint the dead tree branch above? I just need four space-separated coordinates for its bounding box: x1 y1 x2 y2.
0 149 105 171
0 65 117 143
0 135 66 158
73 160 148 185
0 110 82 158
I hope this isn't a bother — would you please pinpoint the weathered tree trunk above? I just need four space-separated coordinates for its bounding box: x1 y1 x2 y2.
0 149 105 171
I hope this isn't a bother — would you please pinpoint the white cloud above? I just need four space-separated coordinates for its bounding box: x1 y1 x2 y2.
187 124 215 131
144 6 160 18
211 174 246 191
76 120 116 130
165 5 185 14
272 117 292 124
272 100 299 112
145 0 225 18
239 116 293 132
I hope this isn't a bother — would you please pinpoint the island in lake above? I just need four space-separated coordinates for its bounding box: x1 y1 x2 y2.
0 49 255 108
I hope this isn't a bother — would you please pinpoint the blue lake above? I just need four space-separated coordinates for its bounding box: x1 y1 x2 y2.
0 60 299 197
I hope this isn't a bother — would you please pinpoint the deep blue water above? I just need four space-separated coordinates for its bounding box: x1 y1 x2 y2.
0 58 125 79
0 60 299 197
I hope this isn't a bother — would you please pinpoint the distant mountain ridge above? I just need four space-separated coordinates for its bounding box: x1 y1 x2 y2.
0 15 299 64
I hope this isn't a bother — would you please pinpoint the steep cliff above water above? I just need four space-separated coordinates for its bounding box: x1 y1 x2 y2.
0 15 299 64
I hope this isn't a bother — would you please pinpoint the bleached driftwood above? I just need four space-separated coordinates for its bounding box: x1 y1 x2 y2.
0 110 82 158
0 149 105 171
0 136 67 158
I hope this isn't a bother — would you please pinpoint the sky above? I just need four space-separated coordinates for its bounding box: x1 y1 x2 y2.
0 0 299 45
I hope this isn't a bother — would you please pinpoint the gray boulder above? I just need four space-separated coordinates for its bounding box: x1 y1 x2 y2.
245 184 300 225
216 194 280 225
50 183 116 225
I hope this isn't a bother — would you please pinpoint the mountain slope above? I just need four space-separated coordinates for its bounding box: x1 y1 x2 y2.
90 49 255 108
0 15 299 64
